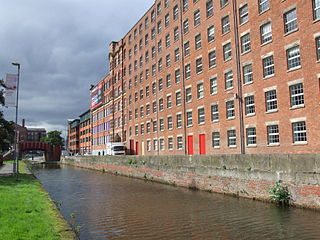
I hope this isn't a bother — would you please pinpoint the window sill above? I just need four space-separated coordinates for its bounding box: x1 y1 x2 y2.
267 143 280 147
227 117 235 120
222 31 230 36
263 74 275 80
187 125 193 128
239 21 248 27
287 66 301 73
198 122 205 126
290 104 304 110
292 141 308 146
209 64 217 69
241 50 251 56
265 109 278 114
314 18 320 24
212 120 219 123
213 146 220 149
284 28 299 37
211 92 218 96
243 81 253 86
261 40 272 47
224 58 232 63
220 3 229 10
246 113 256 117
228 145 237 148
196 71 203 75
259 8 270 15
247 144 257 148
225 87 234 91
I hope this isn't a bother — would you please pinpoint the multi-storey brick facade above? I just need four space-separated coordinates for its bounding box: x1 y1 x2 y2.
68 119 80 154
79 110 91 155
88 0 320 156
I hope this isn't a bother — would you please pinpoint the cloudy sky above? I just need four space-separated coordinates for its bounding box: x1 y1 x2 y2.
0 0 153 136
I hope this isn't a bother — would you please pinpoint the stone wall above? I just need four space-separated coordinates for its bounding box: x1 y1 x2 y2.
62 154 320 209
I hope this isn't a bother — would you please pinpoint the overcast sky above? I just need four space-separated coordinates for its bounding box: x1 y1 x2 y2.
0 0 153 136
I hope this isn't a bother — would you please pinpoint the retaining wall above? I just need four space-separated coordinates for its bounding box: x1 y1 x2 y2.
63 154 320 209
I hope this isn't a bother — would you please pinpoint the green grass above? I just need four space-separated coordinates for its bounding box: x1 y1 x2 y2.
0 162 75 240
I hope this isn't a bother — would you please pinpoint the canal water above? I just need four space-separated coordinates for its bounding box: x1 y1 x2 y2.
33 164 320 240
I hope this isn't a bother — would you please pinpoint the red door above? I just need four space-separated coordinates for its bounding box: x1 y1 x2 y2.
135 141 139 155
187 135 194 155
199 134 206 155
129 139 134 155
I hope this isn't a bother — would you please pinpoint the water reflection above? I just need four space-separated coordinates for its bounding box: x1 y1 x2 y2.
33 164 320 240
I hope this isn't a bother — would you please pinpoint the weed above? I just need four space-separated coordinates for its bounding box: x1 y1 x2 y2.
268 180 291 205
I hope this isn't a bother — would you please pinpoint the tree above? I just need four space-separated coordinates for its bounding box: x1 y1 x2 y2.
40 130 64 146
0 79 14 153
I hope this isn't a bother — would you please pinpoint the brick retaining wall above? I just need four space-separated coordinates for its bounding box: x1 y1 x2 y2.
62 154 320 209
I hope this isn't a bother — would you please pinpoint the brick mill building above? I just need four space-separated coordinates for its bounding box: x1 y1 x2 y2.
83 0 320 156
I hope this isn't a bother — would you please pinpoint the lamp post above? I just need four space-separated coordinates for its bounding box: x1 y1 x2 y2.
12 62 20 175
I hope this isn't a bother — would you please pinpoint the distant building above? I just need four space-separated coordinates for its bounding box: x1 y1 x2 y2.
79 110 91 155
27 128 46 142
68 119 80 155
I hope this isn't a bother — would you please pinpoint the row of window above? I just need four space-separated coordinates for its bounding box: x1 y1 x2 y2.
138 120 307 152
129 81 305 129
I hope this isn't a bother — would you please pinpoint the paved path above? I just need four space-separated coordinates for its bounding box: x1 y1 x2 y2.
0 163 14 176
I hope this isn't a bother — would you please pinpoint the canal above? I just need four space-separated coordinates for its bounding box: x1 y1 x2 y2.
33 164 320 240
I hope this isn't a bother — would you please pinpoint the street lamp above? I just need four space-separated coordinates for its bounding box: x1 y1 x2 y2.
12 62 20 175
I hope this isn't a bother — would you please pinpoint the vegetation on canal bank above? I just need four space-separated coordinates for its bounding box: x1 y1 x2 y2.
0 161 76 240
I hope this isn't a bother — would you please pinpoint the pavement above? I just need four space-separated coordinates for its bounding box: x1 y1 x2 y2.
0 163 14 176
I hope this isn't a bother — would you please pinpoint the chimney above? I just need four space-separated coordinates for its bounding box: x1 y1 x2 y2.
22 119 25 127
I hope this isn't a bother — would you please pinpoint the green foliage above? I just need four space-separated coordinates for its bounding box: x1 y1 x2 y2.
41 130 63 146
268 180 291 205
0 79 14 153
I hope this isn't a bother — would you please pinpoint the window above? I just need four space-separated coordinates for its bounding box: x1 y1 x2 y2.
153 101 157 113
165 34 170 48
152 82 157 94
198 107 205 124
267 125 279 145
175 48 180 62
222 15 230 34
241 33 251 53
153 139 158 151
227 130 236 147
246 128 256 146
165 14 170 28
226 100 235 119
265 90 277 111
206 0 214 18
177 114 182 128
166 54 171 67
195 34 202 50
292 121 307 143
165 0 169 8
152 46 156 58
160 119 164 131
160 139 165 151
243 64 253 84
287 46 301 70
184 41 190 56
208 50 216 68
183 19 189 34
145 34 149 45
211 103 219 122
167 95 172 108
196 58 203 73
168 137 173 149
194 9 201 26
153 120 158 132
284 9 298 33
135 125 138 136
223 42 232 61
174 27 179 41
140 106 144 117
152 64 156 76
145 17 149 29
197 82 204 99
173 5 179 20
186 87 192 102
220 0 228 8
183 0 188 12
290 83 304 107
263 55 275 78
147 140 151 151
212 132 220 148
260 22 272 44
207 25 215 42
157 2 161 15
146 86 150 97
210 76 218 94
141 124 144 135
145 51 149 63
158 21 164 34
225 70 233 89
239 4 248 24
147 122 151 133
314 0 320 20
175 69 181 83
187 111 193 126
177 136 183 150
158 79 163 91
166 74 172 88
317 37 320 61
183 64 190 79
245 95 255 115
151 9 156 23
158 58 162 71
151 27 156 40
259 0 269 13
176 91 182 105
168 116 173 129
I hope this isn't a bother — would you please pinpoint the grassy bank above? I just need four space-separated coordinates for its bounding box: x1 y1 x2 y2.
0 161 75 240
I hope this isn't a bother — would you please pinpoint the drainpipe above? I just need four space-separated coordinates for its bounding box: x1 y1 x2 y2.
232 0 245 154
179 0 188 155
154 1 160 156
111 46 115 142
121 38 125 143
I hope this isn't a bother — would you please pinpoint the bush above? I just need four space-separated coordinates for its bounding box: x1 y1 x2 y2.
268 180 291 205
